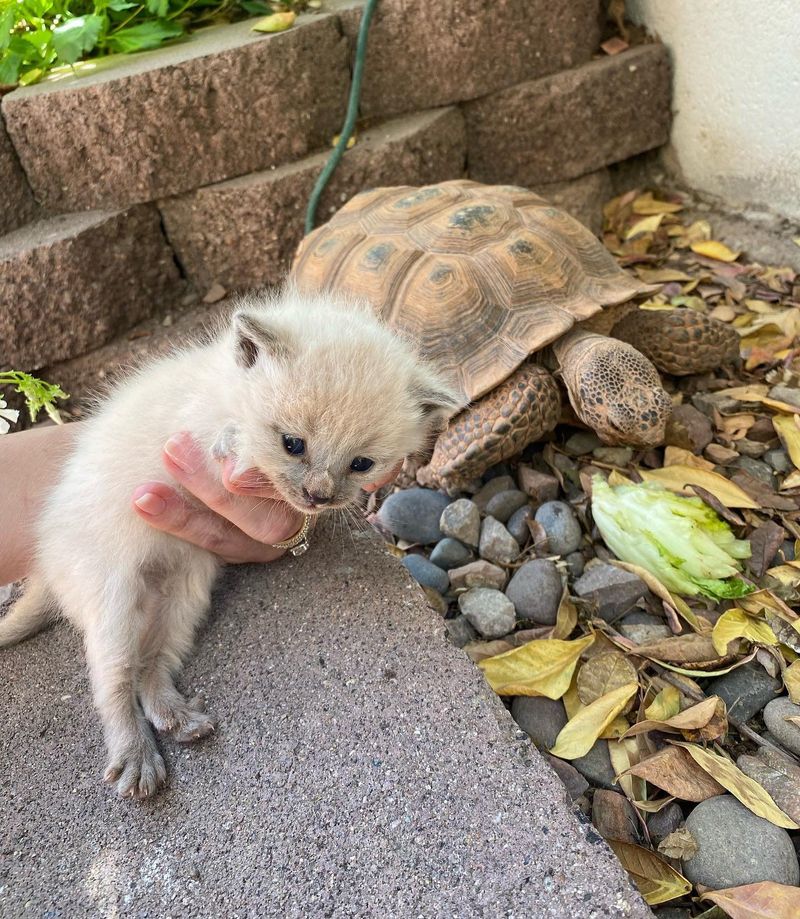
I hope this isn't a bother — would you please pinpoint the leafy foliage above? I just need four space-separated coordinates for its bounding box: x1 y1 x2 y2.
0 0 314 86
0 370 68 427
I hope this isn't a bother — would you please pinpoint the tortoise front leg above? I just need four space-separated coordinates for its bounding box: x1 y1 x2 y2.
420 360 561 488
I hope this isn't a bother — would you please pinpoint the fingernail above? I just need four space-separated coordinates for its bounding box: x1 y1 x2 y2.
164 433 199 474
134 493 167 516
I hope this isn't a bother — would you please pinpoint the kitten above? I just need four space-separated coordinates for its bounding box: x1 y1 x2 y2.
0 287 463 799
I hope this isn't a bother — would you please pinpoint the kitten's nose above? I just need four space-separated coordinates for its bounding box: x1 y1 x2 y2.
303 488 332 507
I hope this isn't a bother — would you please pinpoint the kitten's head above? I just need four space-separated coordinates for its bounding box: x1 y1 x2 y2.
229 288 465 514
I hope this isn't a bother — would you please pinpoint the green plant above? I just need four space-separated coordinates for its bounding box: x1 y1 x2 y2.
0 370 68 429
0 0 315 86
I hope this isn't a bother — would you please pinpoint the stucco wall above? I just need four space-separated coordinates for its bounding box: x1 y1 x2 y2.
628 0 800 221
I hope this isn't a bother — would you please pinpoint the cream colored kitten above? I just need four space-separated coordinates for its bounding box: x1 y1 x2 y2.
0 287 462 799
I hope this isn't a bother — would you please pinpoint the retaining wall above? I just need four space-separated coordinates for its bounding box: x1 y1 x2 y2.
0 1 672 372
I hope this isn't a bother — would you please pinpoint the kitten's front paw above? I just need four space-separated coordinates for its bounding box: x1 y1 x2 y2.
104 737 167 799
211 423 239 461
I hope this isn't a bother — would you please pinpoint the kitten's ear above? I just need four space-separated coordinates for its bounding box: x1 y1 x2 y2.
233 311 293 368
412 368 467 434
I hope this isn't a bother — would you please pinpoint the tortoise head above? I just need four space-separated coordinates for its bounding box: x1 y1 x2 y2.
557 331 672 448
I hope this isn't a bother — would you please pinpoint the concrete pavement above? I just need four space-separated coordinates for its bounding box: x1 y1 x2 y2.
0 522 651 918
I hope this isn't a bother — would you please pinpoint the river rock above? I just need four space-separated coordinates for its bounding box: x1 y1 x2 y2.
517 466 560 503
534 501 582 555
763 697 800 756
733 455 777 488
682 795 799 889
506 505 535 545
571 740 617 789
439 498 480 548
664 403 714 453
505 559 563 624
448 560 507 591
485 489 528 523
429 538 472 571
573 564 648 621
647 802 685 846
707 663 783 723
565 431 602 455
764 447 792 474
479 517 520 565
445 615 478 649
458 588 516 638
592 790 640 844
378 488 451 544
543 755 589 802
511 696 567 750
769 384 800 409
592 446 634 467
473 475 516 512
401 554 449 594
618 611 671 645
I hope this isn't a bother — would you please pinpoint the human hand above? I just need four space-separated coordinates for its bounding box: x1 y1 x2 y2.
131 433 403 563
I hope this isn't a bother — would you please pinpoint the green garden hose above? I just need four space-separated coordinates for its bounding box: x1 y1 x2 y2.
304 0 380 235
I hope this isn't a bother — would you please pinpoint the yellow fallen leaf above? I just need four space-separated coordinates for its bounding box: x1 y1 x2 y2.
551 588 577 641
762 397 800 414
608 737 645 801
634 267 693 283
625 214 664 239
623 695 725 740
478 635 594 698
772 414 800 470
767 564 800 588
550 682 638 759
606 840 691 906
691 239 741 262
638 465 759 508
632 192 683 216
782 469 800 490
784 660 800 704
663 446 715 471
644 685 681 721
717 384 770 402
562 673 583 719
600 714 630 739
701 881 800 919
577 651 638 706
672 741 799 829
252 11 296 31
712 608 779 656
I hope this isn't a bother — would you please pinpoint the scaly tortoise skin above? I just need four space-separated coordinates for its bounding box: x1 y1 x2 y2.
291 180 739 484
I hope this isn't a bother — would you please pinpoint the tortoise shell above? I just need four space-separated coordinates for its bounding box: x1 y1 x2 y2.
291 179 650 402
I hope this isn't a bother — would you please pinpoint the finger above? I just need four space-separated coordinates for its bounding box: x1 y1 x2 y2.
364 460 403 493
132 483 286 563
162 433 301 545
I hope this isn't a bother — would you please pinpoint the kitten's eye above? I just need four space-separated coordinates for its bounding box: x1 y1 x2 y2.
350 457 375 473
282 434 305 456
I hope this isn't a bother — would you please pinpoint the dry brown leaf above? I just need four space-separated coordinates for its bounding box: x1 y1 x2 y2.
463 640 514 663
632 193 683 216
478 635 594 697
605 840 692 906
657 827 699 861
550 682 638 760
624 745 725 801
664 446 716 471
672 742 799 829
701 881 800 919
623 695 726 742
626 214 664 239
633 633 721 664
639 465 759 508
577 651 639 707
552 588 577 641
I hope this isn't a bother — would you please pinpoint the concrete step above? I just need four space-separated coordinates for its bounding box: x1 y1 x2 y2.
160 106 467 294
0 207 183 370
1 15 349 212
465 43 672 187
0 525 652 917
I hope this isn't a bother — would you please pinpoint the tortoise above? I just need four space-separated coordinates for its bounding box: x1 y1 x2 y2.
290 180 739 485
